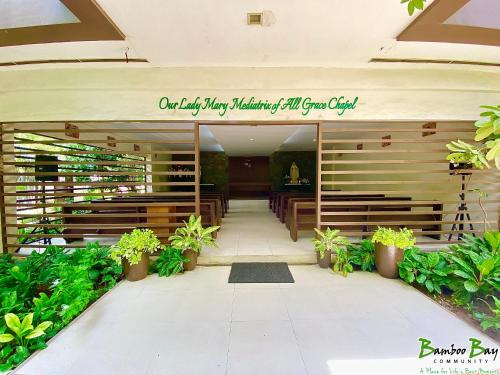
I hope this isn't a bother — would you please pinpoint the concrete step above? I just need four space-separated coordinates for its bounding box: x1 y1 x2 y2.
198 253 317 266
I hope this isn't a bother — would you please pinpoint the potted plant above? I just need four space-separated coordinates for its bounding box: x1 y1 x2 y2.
312 227 349 269
111 229 160 281
168 215 219 271
371 227 416 279
151 247 188 277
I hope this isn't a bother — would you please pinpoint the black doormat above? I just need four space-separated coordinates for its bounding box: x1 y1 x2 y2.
228 262 295 283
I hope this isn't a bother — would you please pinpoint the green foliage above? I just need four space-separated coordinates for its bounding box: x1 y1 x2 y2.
0 313 52 346
446 105 500 169
111 229 161 266
448 233 499 302
371 227 416 249
0 313 52 372
384 231 500 333
312 228 349 260
398 248 452 294
312 228 352 276
473 295 500 331
168 215 219 254
0 242 122 370
401 0 427 15
446 140 490 169
333 248 353 277
200 152 229 191
347 240 375 272
151 247 187 277
71 242 122 291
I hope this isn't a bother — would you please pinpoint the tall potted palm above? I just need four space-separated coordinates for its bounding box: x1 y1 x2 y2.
168 215 219 271
111 229 160 281
312 227 349 269
371 227 416 279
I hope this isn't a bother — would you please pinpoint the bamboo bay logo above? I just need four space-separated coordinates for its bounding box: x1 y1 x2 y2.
418 337 498 364
158 96 359 117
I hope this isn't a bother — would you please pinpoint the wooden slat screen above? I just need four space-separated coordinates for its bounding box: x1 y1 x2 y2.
317 122 499 245
0 122 200 253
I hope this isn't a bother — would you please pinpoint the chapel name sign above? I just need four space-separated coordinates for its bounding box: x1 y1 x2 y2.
158 96 359 117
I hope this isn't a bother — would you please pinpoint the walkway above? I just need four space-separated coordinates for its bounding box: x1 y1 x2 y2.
200 199 315 264
13 266 498 375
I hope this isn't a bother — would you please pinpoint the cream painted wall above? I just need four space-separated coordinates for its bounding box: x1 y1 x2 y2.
0 67 499 122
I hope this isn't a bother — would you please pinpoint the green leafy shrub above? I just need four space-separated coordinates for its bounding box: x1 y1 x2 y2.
447 233 499 303
151 247 187 277
0 313 52 371
312 228 349 260
71 242 122 291
398 248 452 294
446 105 500 169
333 248 353 277
0 242 122 370
0 313 52 347
473 295 500 331
372 227 416 249
347 240 375 272
111 229 161 265
168 215 219 254
312 228 351 276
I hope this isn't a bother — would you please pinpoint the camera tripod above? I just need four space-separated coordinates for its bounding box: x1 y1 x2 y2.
448 173 474 241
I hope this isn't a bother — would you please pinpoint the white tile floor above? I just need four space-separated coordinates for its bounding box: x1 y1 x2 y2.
12 266 498 375
200 200 316 264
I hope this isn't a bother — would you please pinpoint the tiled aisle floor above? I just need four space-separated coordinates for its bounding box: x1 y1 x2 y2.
201 199 315 263
12 266 498 375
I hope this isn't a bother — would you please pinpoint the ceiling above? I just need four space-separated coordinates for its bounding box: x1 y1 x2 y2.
91 122 319 155
31 122 318 155
1 0 500 69
203 125 317 156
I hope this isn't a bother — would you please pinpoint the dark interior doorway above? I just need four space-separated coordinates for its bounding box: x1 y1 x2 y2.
228 156 271 198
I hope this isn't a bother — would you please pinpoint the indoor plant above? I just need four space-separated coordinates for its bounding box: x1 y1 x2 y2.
168 215 219 271
371 227 416 278
151 247 188 277
347 240 376 272
312 227 349 269
111 229 160 281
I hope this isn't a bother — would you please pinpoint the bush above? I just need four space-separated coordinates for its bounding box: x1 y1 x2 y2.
151 247 187 277
0 242 122 371
447 232 499 306
111 229 161 266
347 240 375 272
398 247 452 294
371 227 416 249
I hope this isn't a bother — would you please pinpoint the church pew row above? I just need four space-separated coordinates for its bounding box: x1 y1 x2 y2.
287 197 443 241
62 195 224 244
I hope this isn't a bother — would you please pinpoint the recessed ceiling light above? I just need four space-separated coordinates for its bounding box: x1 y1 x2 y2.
313 138 317 142
250 138 255 141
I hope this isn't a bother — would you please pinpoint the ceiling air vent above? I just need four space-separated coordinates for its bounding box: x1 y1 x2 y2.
247 13 263 25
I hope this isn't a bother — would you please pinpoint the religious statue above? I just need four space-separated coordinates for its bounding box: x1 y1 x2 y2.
290 162 300 184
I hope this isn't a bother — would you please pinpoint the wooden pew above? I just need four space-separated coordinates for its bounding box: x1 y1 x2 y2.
62 197 220 243
284 195 385 229
274 192 315 222
201 192 227 217
288 196 442 241
288 194 388 241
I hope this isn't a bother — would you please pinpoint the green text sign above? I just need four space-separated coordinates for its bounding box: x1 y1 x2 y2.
158 96 359 117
